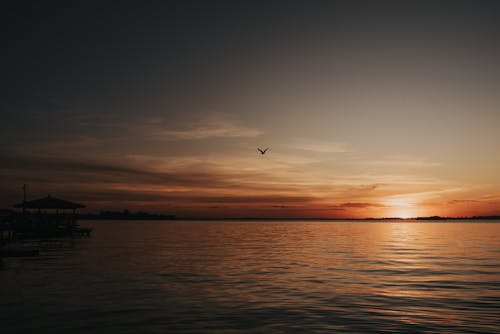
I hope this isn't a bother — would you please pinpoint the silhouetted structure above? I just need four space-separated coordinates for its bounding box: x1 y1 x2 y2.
6 195 91 239
14 195 85 211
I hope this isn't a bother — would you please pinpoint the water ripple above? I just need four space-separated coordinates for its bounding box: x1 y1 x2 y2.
1 220 500 333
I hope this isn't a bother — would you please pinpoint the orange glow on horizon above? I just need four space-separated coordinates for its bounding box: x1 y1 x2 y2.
390 208 417 219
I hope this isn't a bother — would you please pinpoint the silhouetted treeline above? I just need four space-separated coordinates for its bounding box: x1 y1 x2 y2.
416 216 448 220
416 216 500 220
78 210 175 220
3 208 499 221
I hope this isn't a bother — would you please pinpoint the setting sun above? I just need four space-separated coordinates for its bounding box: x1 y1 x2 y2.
384 197 419 218
391 208 416 219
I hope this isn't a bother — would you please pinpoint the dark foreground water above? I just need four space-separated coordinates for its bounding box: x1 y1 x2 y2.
1 220 500 333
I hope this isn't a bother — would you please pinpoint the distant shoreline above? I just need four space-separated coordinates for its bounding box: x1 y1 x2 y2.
3 209 498 221
78 215 500 221
78 212 176 220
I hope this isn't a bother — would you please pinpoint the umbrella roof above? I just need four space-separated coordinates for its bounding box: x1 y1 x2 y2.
13 195 85 209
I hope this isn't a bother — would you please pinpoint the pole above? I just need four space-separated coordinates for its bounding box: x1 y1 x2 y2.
22 184 27 213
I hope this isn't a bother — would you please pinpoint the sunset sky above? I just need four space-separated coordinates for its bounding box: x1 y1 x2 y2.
2 1 500 218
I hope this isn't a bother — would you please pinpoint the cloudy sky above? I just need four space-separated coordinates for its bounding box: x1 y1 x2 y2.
2 1 500 218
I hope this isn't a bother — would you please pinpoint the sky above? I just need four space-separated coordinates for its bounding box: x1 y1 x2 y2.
2 0 500 218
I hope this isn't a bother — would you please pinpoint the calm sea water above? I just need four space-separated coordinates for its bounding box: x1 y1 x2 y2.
1 220 500 333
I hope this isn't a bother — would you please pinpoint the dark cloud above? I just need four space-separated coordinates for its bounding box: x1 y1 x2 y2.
347 184 382 192
0 154 318 212
271 205 292 209
332 202 386 209
448 199 480 205
0 154 234 188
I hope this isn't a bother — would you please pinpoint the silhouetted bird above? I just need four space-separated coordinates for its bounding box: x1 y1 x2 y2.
258 148 269 155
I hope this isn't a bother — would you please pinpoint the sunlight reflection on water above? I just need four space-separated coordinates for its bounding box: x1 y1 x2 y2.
1 221 499 333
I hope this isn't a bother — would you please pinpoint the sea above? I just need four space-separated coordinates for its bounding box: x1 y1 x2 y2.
1 220 499 333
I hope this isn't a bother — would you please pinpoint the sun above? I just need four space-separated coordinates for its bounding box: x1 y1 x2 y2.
385 197 418 219
392 209 414 219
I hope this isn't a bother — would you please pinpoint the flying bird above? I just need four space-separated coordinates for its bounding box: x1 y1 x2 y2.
258 148 269 155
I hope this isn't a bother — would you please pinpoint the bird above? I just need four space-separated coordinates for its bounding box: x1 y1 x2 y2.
257 148 269 155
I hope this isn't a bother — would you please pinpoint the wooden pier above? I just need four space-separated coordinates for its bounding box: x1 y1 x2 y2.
2 195 92 242
1 194 93 259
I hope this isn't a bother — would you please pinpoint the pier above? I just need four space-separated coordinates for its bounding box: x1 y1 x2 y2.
10 195 92 239
1 195 92 259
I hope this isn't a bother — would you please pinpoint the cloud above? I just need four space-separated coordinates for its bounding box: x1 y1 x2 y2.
340 202 386 208
290 138 348 153
342 173 443 185
27 136 100 150
329 202 386 210
151 114 262 140
0 154 320 207
448 199 480 205
1 155 247 186
346 184 383 193
368 155 442 168
73 113 262 141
